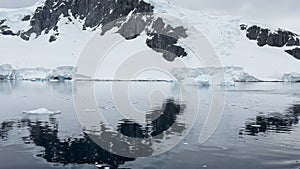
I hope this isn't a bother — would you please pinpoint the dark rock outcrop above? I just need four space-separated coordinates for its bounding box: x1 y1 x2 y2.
244 25 299 48
1 30 17 36
20 32 30 41
24 0 154 37
0 19 6 25
285 48 300 60
0 25 10 31
49 35 57 43
240 24 247 30
1 0 188 61
146 33 187 61
256 28 269 47
0 20 18 36
242 24 300 60
246 25 261 40
21 15 31 21
117 14 147 40
144 17 188 60
111 14 188 59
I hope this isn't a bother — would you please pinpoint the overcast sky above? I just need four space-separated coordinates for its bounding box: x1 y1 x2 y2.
0 0 299 32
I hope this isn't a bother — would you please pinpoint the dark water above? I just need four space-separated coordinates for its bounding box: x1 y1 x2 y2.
0 81 300 169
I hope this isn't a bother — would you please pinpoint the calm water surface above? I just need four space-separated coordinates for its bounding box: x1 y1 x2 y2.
0 81 300 169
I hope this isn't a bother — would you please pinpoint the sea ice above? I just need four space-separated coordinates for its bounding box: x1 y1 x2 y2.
23 108 61 115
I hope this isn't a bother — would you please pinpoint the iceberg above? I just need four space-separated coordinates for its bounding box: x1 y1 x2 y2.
220 75 235 86
23 108 61 115
195 74 211 86
0 64 14 80
282 73 300 82
47 66 77 81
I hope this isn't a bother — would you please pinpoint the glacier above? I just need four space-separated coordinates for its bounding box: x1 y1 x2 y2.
0 64 77 81
14 67 51 81
282 73 300 82
171 66 261 86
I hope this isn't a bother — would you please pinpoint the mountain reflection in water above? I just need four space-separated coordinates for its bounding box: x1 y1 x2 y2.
86 99 186 158
0 99 185 168
240 104 300 136
118 99 185 138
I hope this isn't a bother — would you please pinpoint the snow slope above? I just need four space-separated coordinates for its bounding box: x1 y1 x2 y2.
0 0 300 81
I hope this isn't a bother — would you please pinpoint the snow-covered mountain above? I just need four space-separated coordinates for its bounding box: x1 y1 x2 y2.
0 0 300 81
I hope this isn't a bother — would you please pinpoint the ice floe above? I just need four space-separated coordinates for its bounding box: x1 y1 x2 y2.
23 108 61 115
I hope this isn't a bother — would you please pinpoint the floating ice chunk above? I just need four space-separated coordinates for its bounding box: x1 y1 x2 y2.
23 108 61 115
95 164 112 169
220 75 235 86
282 73 300 82
251 124 261 128
195 74 211 86
86 109 96 112
99 106 110 110
0 64 14 80
47 66 77 81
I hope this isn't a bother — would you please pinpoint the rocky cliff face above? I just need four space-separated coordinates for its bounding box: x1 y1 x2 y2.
21 0 153 39
0 0 188 61
241 24 300 60
0 19 18 36
285 48 300 59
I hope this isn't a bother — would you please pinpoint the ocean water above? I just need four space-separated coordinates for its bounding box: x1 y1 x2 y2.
0 81 300 169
